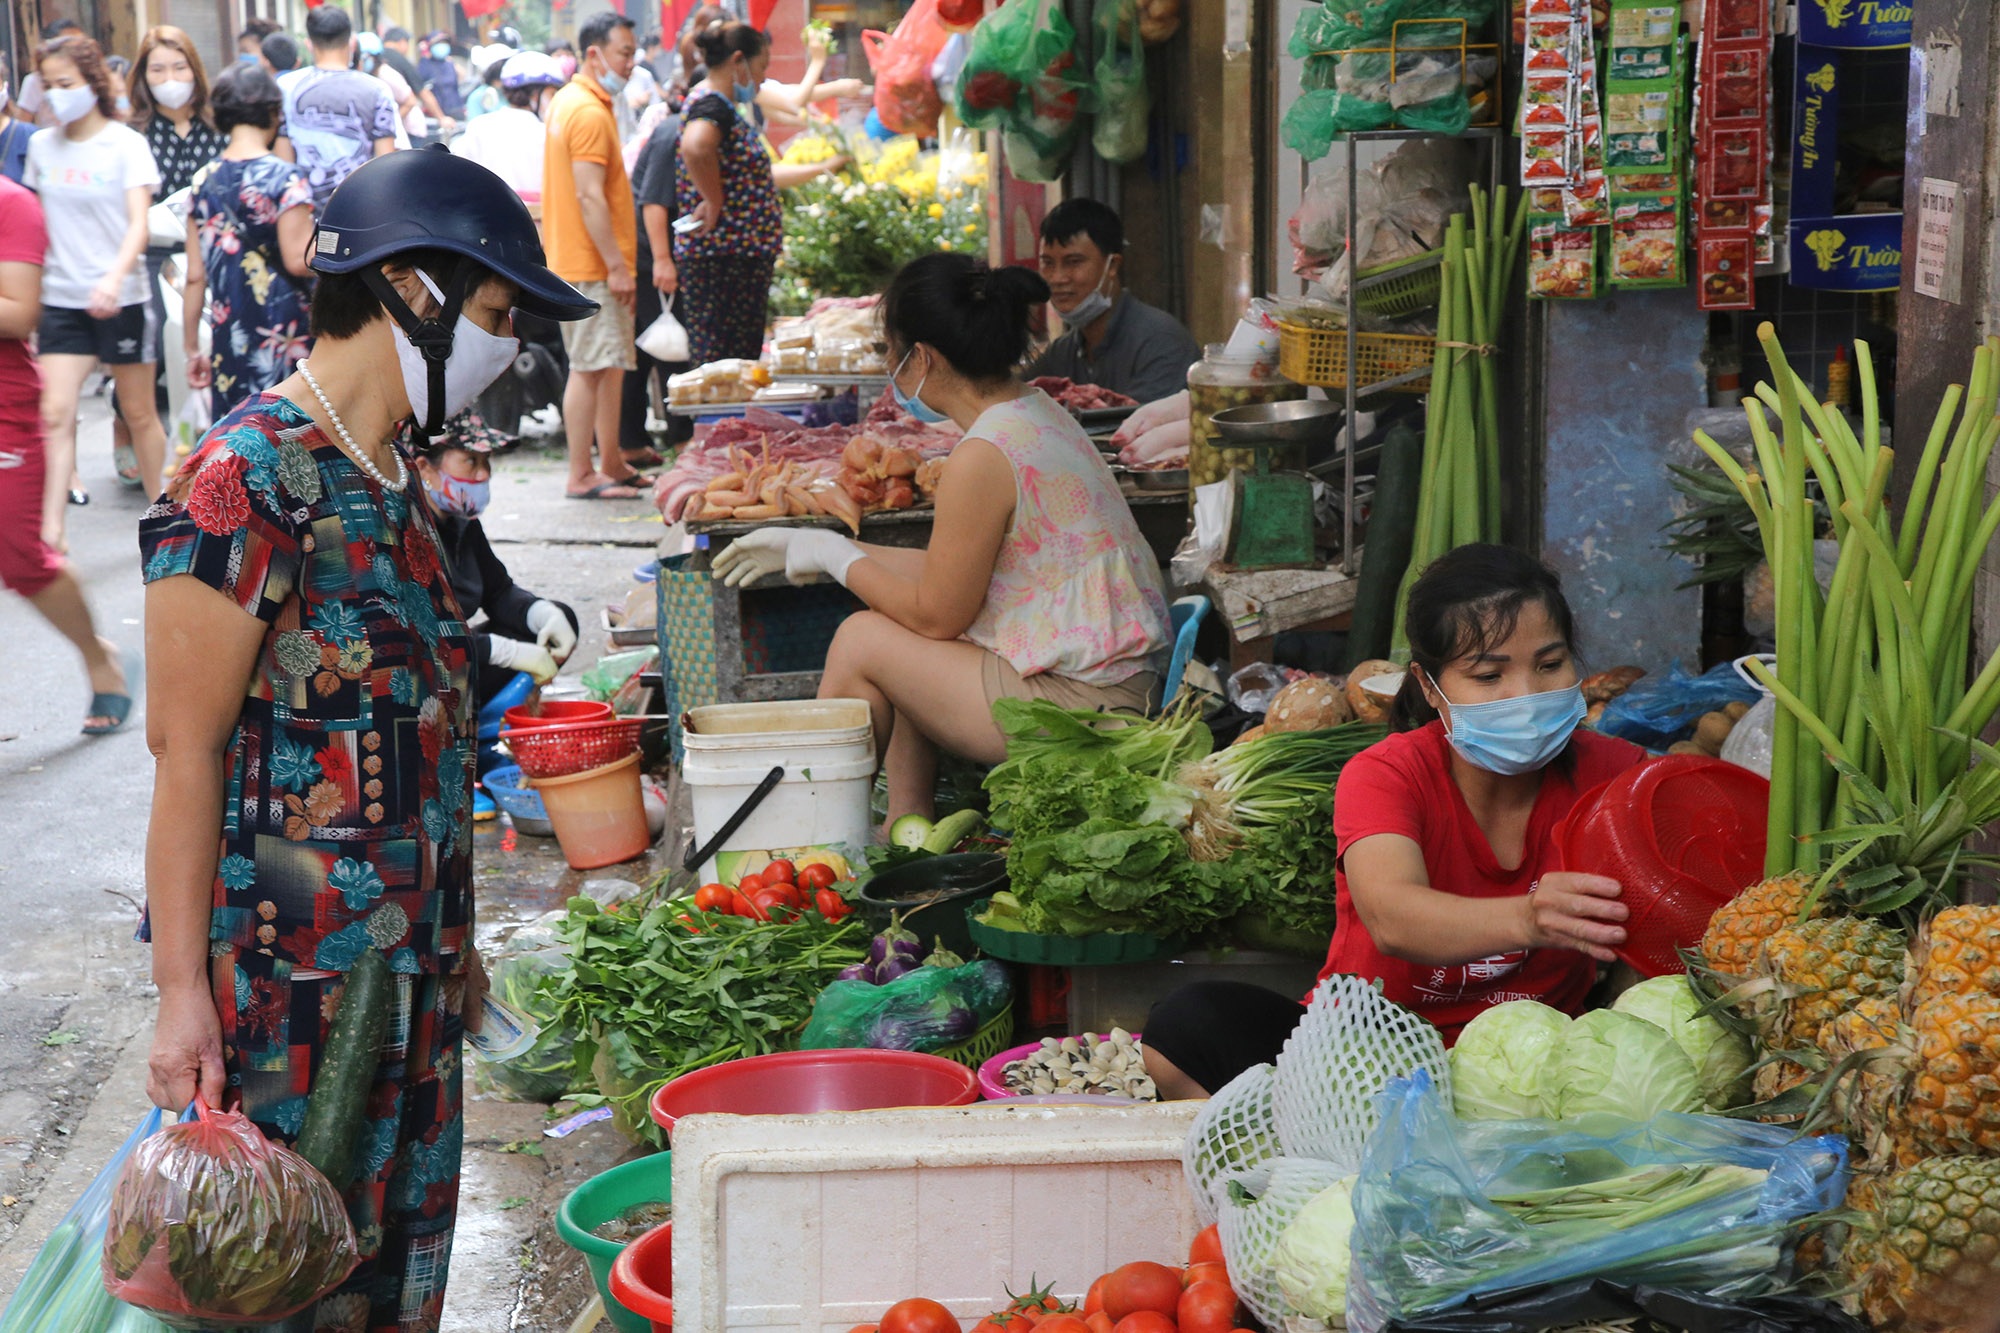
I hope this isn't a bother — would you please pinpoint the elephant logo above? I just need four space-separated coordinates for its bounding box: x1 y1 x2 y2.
1805 229 1848 272
1815 0 1854 26
1806 64 1837 94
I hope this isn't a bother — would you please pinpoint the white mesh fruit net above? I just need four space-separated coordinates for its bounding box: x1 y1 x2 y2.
1217 1156 1354 1331
1271 974 1451 1171
1184 1062 1281 1226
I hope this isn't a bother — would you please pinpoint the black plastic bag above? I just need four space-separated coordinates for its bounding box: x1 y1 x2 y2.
1380 1279 1870 1333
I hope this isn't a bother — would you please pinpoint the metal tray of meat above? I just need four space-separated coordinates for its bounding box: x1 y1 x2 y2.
1127 466 1189 492
1074 405 1137 429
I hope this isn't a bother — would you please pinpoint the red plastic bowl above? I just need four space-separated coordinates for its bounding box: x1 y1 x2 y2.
504 699 614 731
608 1222 673 1331
649 1049 979 1138
978 1032 1144 1101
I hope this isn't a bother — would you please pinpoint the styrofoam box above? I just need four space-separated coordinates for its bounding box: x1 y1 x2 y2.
671 1102 1203 1332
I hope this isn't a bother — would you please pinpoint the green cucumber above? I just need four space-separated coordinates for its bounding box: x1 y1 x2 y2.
1345 418 1424 669
887 813 934 850
295 947 392 1191
920 809 982 854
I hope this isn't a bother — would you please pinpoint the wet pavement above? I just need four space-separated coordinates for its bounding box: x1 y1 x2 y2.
0 392 678 1331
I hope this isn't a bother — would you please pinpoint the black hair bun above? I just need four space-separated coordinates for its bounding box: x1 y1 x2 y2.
984 264 1051 308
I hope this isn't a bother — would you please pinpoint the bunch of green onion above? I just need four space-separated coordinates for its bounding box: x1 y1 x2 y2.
1179 724 1385 861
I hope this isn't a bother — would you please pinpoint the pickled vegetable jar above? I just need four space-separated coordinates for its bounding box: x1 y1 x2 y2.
1187 344 1307 505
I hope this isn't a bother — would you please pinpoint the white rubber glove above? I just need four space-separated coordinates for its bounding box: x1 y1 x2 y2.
526 599 578 663
783 529 864 587
487 635 559 684
1111 390 1190 448
712 529 794 587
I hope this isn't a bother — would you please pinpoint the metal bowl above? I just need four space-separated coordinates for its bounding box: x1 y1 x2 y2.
1210 399 1342 444
1131 466 1190 491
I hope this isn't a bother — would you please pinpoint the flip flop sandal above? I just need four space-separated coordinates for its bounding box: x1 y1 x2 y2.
567 480 644 500
114 443 141 487
606 470 657 488
82 691 131 736
67 486 89 507
621 447 667 469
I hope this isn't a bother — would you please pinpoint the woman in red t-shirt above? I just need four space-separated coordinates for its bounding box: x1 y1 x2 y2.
1144 545 1647 1098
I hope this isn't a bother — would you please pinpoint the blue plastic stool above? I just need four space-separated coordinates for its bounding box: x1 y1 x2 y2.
1160 595 1211 708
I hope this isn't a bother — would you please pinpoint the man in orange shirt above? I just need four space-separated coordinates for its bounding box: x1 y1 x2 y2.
544 10 645 499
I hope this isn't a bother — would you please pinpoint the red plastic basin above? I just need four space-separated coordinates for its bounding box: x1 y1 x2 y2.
504 699 614 730
650 1049 979 1139
608 1222 673 1331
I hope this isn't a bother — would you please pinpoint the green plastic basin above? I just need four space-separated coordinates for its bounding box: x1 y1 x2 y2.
555 1151 673 1333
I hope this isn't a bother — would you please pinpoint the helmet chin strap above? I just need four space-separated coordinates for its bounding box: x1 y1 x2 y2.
359 262 478 441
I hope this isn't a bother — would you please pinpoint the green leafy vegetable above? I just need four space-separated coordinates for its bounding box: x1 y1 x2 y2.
1269 1176 1360 1322
1610 975 1755 1111
1539 1009 1703 1122
1449 1000 1570 1120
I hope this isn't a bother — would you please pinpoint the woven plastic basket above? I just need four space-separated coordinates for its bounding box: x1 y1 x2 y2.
1276 321 1434 393
500 717 645 780
934 1009 1015 1072
1353 249 1444 319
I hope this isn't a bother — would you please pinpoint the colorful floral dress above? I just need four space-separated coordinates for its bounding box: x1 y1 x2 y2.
139 392 475 1333
191 156 315 413
672 92 781 364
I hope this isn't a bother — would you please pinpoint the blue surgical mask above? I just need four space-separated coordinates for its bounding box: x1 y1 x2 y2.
1434 679 1586 777
598 67 626 94
238 51 259 64
426 471 491 518
114 94 132 115
430 42 451 59
891 346 949 426
733 77 756 103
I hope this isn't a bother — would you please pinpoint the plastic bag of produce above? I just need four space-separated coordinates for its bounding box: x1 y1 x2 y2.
473 938 581 1102
1375 1277 1869 1332
1345 1071 1849 1333
0 1111 167 1333
799 958 1011 1052
1594 661 1760 751
1090 0 1149 164
862 0 952 135
102 1099 359 1328
955 0 1087 140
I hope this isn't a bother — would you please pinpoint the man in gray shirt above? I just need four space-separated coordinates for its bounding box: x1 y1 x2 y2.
1025 198 1201 404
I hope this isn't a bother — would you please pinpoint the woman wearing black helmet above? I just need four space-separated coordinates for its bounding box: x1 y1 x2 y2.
138 146 597 1329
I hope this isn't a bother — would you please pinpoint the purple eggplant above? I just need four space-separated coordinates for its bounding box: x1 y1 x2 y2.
867 934 890 966
933 1006 978 1041
873 956 920 984
837 963 871 983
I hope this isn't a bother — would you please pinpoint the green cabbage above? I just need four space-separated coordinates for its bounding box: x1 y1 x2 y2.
1269 1175 1358 1322
1540 1009 1702 1121
1611 975 1754 1111
1448 1001 1570 1120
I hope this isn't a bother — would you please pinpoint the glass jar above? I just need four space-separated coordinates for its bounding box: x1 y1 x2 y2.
1186 344 1307 506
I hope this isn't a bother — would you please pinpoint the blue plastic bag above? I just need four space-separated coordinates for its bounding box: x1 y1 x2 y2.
1595 662 1761 751
0 1110 171 1333
1346 1072 1848 1333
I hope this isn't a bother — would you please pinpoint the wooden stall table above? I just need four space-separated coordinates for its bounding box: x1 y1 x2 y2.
1195 563 1359 672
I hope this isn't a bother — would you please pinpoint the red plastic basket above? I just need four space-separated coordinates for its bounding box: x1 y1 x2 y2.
499 716 645 779
1554 754 1770 977
503 699 614 731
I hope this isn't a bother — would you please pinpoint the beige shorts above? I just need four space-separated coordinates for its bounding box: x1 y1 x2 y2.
979 653 1160 716
559 280 637 373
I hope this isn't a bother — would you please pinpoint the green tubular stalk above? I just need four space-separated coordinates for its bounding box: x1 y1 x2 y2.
1815 531 1871 757
1924 413 2000 667
1745 659 1853 768
1847 505 1941 806
1911 345 1994 607
1943 640 2000 738
1895 381 1965 575
1857 339 1881 457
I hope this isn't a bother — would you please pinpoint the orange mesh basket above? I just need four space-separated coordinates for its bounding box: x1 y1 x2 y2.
1554 755 1770 977
499 717 645 780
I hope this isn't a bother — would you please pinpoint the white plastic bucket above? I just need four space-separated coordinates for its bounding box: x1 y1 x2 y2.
680 699 876 885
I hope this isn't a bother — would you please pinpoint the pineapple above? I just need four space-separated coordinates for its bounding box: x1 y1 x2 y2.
1853 1156 2000 1332
1821 996 1914 1166
1907 904 2000 1009
1903 992 2000 1158
1699 871 1821 977
1750 915 1907 1050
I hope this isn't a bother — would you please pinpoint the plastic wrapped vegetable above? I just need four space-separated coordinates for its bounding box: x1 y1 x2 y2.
956 0 1089 177
1090 0 1149 164
102 1100 359 1328
475 942 581 1102
1 1111 165 1333
800 958 1012 1052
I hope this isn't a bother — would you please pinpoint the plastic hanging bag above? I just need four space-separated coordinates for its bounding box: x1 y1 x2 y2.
0 1110 166 1333
173 388 211 453
799 959 1012 1052
863 0 952 135
956 0 1089 167
1090 0 1149 164
102 1099 360 1327
471 933 582 1102
1345 1072 1850 1333
1594 661 1762 751
636 296 688 363
1378 1277 1871 1333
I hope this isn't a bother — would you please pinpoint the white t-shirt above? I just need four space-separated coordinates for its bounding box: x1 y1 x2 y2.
24 121 162 308
375 64 420 144
450 105 545 200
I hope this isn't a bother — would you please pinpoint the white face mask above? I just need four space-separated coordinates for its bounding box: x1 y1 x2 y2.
47 84 98 125
393 269 521 427
1060 260 1118 329
150 78 195 109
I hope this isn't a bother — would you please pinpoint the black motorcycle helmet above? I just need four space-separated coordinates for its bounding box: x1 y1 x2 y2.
310 145 598 434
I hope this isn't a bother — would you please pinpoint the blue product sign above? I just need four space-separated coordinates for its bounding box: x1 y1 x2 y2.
1798 0 1911 49
1791 54 1841 219
1788 214 1903 290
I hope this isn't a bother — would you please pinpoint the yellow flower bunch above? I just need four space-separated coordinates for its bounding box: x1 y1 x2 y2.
861 137 922 186
781 134 839 166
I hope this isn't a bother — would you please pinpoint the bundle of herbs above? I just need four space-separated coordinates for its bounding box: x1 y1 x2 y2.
546 891 867 1147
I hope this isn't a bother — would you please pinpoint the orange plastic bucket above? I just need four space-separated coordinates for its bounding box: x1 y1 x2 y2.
505 699 614 731
529 752 651 869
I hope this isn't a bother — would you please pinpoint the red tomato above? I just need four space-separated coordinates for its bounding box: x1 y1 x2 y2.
1182 1263 1228 1290
1083 1316 1114 1333
673 913 701 933
729 890 767 921
693 884 733 913
763 858 796 884
1081 1277 1106 1318
799 863 839 892
1188 1224 1224 1268
1176 1282 1238 1333
1034 1319 1091 1333
1102 1263 1182 1323
1110 1315 1175 1333
748 885 799 921
735 873 765 894
969 1317 1032 1333
816 887 852 920
847 1326 879 1333
879 1298 961 1333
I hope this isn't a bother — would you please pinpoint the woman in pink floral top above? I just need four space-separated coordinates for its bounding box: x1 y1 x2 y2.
714 254 1171 820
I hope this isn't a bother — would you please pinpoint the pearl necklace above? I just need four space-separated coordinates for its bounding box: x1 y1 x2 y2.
299 361 407 492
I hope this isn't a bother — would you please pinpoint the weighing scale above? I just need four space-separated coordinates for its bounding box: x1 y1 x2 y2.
1209 401 1342 570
